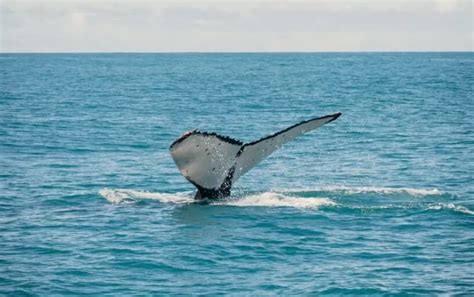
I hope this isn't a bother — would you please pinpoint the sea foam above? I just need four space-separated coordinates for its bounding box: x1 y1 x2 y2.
99 188 335 209
428 203 474 216
217 192 336 209
278 186 443 196
99 188 194 204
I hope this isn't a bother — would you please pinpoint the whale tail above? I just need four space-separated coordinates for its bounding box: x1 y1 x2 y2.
169 112 341 199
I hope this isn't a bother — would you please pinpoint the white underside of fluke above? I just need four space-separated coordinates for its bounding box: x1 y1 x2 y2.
169 113 341 192
169 132 241 189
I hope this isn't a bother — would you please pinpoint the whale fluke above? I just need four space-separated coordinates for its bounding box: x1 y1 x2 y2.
169 112 341 200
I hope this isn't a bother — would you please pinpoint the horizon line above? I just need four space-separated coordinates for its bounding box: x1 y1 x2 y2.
1 50 473 54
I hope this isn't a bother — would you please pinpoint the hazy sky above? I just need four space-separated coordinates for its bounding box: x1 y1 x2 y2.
1 0 472 52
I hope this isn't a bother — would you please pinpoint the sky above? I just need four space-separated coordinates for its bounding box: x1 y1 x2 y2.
0 0 472 52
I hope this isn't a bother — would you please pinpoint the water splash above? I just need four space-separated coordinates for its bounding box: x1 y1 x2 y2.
99 188 194 204
99 188 335 209
278 186 443 196
98 186 472 215
218 192 336 209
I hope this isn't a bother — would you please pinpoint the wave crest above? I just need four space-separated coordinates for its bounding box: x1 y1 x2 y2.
281 186 443 196
428 203 474 215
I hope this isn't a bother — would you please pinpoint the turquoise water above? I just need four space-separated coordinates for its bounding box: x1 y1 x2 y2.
1 53 473 295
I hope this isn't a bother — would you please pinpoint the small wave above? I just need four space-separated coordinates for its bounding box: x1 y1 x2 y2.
99 188 194 204
279 186 443 196
428 203 474 216
218 192 336 209
431 58 474 63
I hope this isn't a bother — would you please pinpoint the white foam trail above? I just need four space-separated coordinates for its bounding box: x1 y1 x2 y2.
219 192 336 209
428 203 474 215
278 186 443 196
99 188 335 209
99 188 194 204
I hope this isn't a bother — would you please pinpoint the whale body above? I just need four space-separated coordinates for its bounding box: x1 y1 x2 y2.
169 112 341 200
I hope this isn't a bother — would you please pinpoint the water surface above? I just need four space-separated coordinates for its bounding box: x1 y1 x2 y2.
1 53 473 295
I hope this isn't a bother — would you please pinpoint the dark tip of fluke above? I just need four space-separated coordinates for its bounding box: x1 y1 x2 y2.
328 112 342 123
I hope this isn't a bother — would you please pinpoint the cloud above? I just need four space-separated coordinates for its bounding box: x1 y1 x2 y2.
0 0 472 52
433 0 458 13
70 12 86 30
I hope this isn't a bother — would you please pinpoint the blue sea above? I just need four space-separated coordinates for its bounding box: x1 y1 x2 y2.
1 53 473 295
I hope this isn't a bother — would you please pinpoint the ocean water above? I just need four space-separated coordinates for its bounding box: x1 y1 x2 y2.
1 53 473 295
